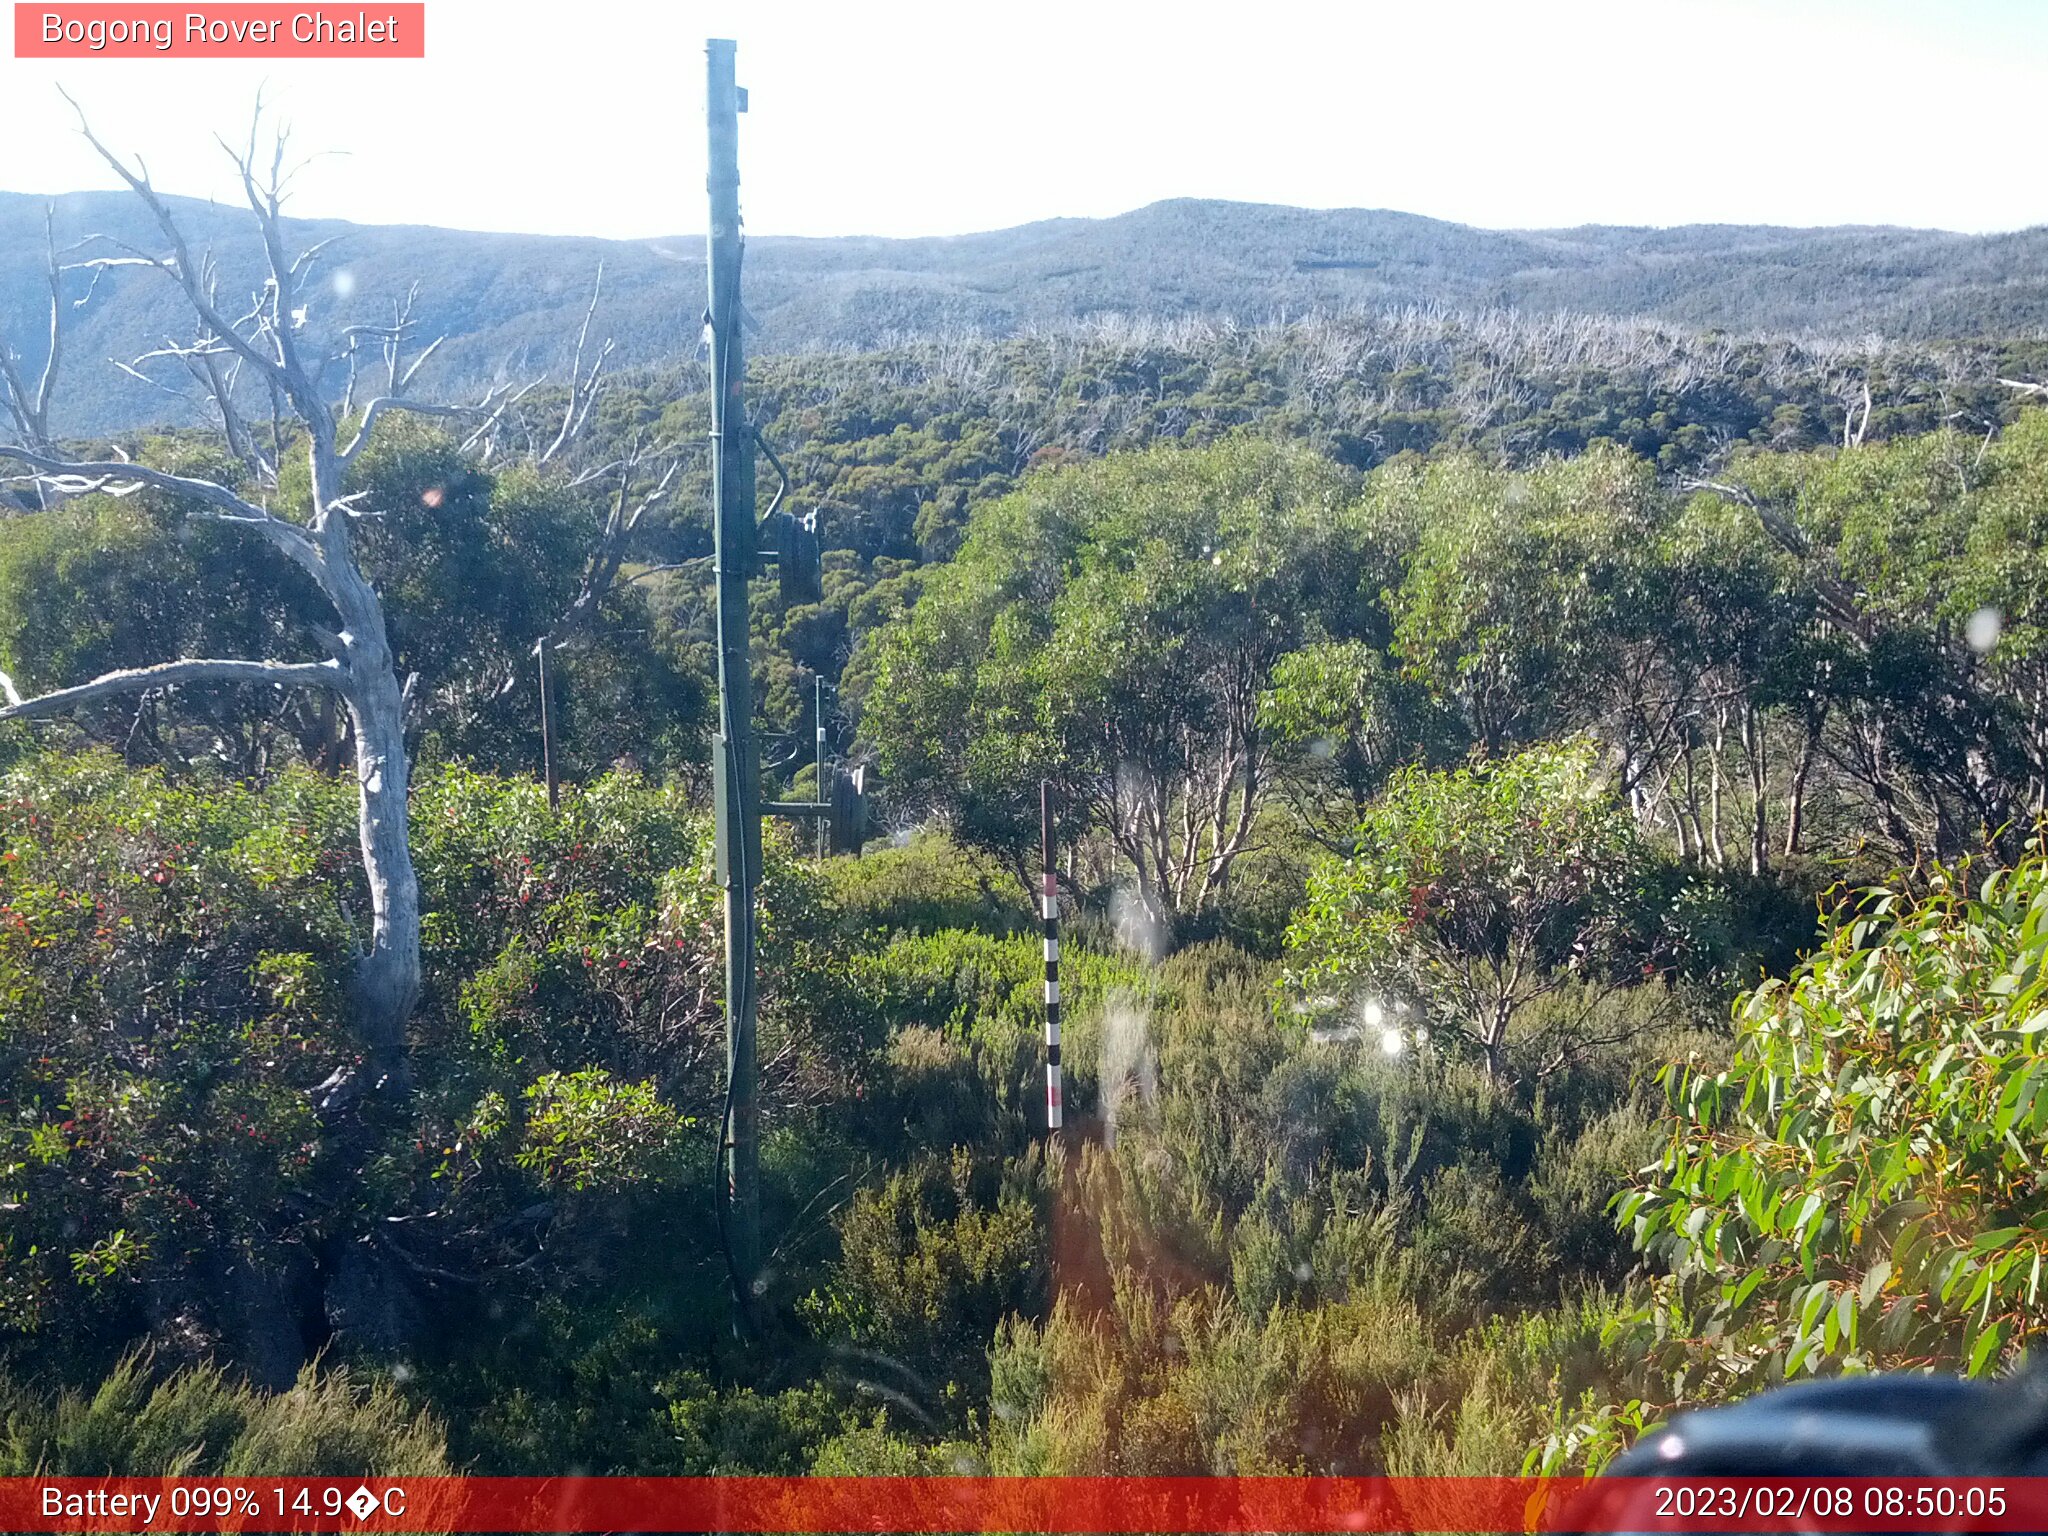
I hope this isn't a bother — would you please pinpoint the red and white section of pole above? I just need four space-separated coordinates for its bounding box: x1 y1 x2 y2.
1041 779 1063 1132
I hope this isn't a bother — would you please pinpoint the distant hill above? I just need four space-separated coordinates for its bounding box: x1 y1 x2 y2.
4 191 2045 435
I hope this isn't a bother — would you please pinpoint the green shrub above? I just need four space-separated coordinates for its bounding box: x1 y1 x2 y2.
0 751 850 1381
1282 741 1683 1082
803 1148 1049 1417
664 1374 852 1474
850 929 1143 1134
1614 840 2048 1408
825 832 1028 937
0 1355 447 1476
989 1282 1437 1475
514 1068 691 1194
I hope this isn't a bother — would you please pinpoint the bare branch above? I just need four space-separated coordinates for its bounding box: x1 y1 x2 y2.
538 264 613 464
1844 376 1872 450
0 445 320 573
397 334 444 392
619 556 712 587
0 206 71 458
1 444 256 518
57 87 298 400
289 234 346 282
0 656 342 724
339 377 525 469
110 357 193 398
545 447 682 645
462 378 540 456
339 397 470 465
1681 477 1813 560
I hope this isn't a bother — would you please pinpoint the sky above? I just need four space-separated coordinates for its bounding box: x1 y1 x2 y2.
2 0 2045 241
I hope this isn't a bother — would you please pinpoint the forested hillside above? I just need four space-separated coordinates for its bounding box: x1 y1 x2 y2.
8 154 2048 1484
5 187 2047 433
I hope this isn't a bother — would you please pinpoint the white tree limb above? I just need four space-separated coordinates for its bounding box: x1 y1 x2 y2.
0 445 322 574
538 263 612 464
0 206 66 453
58 89 298 400
0 657 342 723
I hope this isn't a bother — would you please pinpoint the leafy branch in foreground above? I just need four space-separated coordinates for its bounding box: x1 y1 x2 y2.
1614 837 2048 1403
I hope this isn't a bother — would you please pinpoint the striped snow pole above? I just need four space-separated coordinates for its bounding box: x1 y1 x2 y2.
1041 780 1062 1131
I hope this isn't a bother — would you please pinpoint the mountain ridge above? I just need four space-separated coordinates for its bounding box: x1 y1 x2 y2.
4 190 2043 434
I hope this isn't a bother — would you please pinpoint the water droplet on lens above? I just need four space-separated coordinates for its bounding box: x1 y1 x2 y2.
1967 606 2003 654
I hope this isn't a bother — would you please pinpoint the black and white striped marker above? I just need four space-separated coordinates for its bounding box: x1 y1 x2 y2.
1041 781 1062 1132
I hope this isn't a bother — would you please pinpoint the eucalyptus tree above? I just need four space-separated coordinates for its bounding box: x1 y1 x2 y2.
1282 741 1677 1083
1257 639 1460 854
860 438 1370 934
1378 448 1667 760
1693 414 2048 863
0 108 531 1090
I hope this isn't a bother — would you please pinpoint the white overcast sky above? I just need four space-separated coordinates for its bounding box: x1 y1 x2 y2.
2 0 2044 239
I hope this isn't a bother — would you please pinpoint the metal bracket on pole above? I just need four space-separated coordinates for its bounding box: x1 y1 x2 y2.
764 763 869 856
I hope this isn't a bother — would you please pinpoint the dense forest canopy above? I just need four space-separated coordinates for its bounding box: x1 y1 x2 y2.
6 157 2048 1482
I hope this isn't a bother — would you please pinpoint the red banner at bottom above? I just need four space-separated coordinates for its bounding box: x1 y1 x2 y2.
7 1475 2047 1533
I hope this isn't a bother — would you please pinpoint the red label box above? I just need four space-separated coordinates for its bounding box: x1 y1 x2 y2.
14 4 425 57
7 1476 2048 1533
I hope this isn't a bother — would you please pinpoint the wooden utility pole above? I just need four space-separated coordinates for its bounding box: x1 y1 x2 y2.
706 35 761 1313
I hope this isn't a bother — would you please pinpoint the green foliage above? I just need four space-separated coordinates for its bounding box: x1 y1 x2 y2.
824 832 1029 938
1283 742 1682 1079
1380 450 1663 751
861 437 1368 928
0 450 327 775
988 1280 1436 1474
1615 839 2048 1406
663 1376 844 1473
803 1148 1049 1418
850 929 1144 1141
0 751 851 1376
0 753 357 1342
17 339 2048 1489
0 423 705 781
1260 639 1457 851
514 1069 690 1194
0 1355 447 1476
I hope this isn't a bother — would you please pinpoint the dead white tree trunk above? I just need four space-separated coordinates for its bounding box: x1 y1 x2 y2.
0 100 518 1092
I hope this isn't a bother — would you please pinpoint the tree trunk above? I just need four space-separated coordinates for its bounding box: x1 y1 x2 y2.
1740 703 1769 877
1708 706 1728 869
1784 705 1822 857
342 651 419 1091
317 456 421 1092
538 643 560 810
1483 1010 1510 1083
1678 748 1705 860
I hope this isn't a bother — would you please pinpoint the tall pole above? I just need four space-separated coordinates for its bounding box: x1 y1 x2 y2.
1041 781 1063 1132
706 36 760 1310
